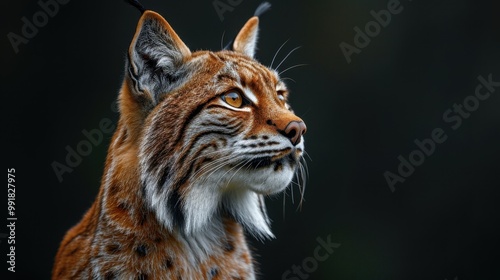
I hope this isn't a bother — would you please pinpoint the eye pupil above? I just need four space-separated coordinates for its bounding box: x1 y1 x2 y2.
222 91 243 108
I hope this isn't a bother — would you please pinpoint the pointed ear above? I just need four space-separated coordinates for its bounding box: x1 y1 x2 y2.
232 16 260 58
127 11 191 103
232 2 271 58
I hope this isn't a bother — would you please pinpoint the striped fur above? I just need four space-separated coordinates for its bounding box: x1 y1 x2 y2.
53 6 305 280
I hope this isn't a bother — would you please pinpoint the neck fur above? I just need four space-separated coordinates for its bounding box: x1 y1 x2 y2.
101 125 273 263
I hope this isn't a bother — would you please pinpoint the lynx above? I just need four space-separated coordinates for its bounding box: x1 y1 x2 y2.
53 2 306 279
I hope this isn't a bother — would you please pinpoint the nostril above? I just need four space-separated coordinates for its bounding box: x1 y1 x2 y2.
284 121 306 145
286 128 297 140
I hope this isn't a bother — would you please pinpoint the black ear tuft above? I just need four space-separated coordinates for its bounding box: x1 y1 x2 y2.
254 2 271 17
223 2 271 53
223 40 234 51
124 0 146 14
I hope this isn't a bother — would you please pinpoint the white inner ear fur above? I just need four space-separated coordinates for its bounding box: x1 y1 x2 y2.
233 17 260 58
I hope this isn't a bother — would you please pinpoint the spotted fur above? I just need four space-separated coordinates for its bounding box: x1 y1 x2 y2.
53 4 306 279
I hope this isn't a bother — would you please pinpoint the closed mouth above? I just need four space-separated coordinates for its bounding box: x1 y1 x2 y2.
247 148 299 169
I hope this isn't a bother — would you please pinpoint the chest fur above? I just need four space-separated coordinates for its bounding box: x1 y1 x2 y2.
89 208 255 279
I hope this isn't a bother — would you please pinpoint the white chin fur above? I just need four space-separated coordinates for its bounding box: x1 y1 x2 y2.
227 165 295 195
181 167 280 240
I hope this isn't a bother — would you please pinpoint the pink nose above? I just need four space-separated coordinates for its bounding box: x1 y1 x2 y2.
284 121 307 145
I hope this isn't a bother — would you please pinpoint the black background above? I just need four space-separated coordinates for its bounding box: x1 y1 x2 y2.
2 0 499 279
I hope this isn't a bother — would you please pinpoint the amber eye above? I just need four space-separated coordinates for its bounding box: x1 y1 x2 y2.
221 91 243 108
277 91 286 102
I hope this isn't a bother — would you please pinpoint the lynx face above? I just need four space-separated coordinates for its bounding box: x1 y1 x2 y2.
124 10 306 237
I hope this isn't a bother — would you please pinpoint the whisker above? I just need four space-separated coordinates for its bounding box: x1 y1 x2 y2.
217 158 247 188
303 150 313 162
297 162 307 210
191 154 236 184
190 152 231 174
223 158 253 189
279 64 307 76
281 77 296 83
184 146 234 167
275 46 301 72
300 156 310 178
198 161 233 185
203 155 238 175
220 30 226 50
282 189 286 220
183 146 240 175
270 39 289 69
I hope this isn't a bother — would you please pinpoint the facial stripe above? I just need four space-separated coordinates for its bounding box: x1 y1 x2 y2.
174 101 208 146
167 188 185 228
176 127 241 172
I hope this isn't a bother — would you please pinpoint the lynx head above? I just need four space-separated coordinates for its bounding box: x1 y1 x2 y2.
120 3 306 239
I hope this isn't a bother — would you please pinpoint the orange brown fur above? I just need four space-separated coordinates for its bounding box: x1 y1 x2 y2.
53 7 305 280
